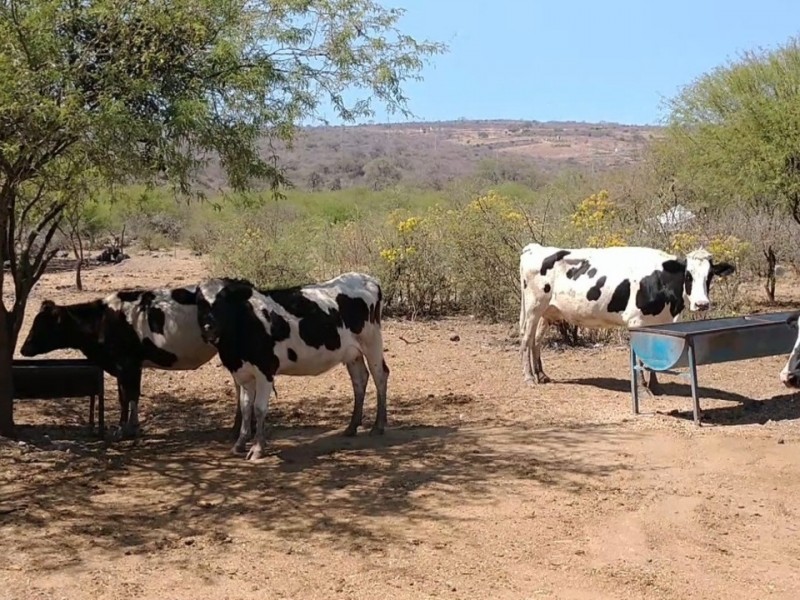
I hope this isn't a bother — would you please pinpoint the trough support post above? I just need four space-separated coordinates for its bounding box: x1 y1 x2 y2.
89 394 95 431
630 346 640 415
687 339 701 426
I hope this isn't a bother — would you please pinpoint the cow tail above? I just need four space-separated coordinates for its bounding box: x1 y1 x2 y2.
374 281 383 326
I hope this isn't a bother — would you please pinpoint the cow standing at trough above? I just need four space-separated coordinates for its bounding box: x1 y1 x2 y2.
19 286 222 438
519 244 736 391
779 312 800 388
195 272 390 461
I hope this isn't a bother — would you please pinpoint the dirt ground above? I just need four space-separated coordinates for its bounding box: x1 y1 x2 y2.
3 249 800 600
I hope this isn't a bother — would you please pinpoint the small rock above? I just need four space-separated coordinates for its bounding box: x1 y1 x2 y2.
449 334 460 342
778 438 785 444
184 538 195 546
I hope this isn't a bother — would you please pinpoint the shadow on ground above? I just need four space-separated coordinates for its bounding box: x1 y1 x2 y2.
0 390 638 572
565 376 800 425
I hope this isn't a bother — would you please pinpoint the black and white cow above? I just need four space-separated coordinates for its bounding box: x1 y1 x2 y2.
19 286 221 438
779 312 800 388
195 272 390 461
519 244 736 391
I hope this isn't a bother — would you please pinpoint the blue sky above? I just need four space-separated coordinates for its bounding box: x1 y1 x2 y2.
323 0 799 126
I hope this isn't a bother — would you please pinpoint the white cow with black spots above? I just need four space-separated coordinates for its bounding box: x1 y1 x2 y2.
195 272 390 461
519 243 735 392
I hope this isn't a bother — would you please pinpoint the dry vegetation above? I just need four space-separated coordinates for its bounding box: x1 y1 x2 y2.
190 120 662 192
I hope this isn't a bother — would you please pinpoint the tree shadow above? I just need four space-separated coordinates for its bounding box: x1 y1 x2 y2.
0 391 640 573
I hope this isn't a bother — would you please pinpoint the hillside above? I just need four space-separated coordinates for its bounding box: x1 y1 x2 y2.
197 119 664 192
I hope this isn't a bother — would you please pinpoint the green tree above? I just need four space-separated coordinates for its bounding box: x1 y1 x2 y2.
655 36 800 301
0 0 445 436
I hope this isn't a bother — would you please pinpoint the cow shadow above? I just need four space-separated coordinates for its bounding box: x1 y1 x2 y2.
1 391 638 573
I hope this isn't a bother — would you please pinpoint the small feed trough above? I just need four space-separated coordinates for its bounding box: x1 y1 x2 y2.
12 358 105 436
628 311 798 425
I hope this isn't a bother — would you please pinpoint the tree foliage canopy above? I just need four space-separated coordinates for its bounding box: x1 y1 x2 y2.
0 0 445 435
656 37 800 217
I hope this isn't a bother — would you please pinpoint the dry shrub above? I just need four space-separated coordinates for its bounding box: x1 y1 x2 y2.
208 206 313 288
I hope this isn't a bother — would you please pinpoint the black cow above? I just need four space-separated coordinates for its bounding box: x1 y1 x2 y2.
19 286 220 438
196 272 390 461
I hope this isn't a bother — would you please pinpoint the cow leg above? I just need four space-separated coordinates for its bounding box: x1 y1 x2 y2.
344 355 370 436
117 379 129 427
115 365 142 440
521 306 542 384
233 378 255 455
644 367 663 396
231 382 258 440
532 318 551 383
364 340 389 436
247 371 274 461
232 381 242 439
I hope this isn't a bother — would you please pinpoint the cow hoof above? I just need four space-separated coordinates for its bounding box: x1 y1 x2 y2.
113 424 140 441
369 424 385 436
537 374 551 384
232 440 248 455
343 425 359 437
524 376 536 386
246 444 265 461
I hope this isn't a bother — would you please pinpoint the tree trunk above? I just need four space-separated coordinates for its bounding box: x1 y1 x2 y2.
764 245 777 304
74 233 84 291
0 306 16 437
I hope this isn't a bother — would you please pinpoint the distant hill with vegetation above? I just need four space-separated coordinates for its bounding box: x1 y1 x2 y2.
196 119 664 192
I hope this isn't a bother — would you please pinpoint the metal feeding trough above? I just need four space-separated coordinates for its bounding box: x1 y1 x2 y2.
12 358 106 436
628 311 799 425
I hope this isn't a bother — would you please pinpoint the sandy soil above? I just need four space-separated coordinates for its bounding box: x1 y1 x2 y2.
3 249 800 600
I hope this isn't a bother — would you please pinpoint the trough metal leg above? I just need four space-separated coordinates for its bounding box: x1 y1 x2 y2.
630 346 640 415
687 340 701 426
89 394 95 431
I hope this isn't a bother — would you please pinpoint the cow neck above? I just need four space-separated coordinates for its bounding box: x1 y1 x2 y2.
61 300 109 358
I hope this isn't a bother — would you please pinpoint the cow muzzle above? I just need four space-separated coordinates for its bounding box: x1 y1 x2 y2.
692 301 710 312
781 370 800 389
201 324 219 345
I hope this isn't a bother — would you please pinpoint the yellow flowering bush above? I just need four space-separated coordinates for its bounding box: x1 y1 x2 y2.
467 190 533 226
570 190 628 247
670 232 750 265
669 232 700 256
707 235 750 265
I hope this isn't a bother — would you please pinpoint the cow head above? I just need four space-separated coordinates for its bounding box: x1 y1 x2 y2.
195 278 254 346
682 248 736 312
19 300 70 356
780 312 800 388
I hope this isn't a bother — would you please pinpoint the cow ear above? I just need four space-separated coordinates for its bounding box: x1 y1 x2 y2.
712 262 736 277
663 259 685 274
787 311 800 326
40 299 56 312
